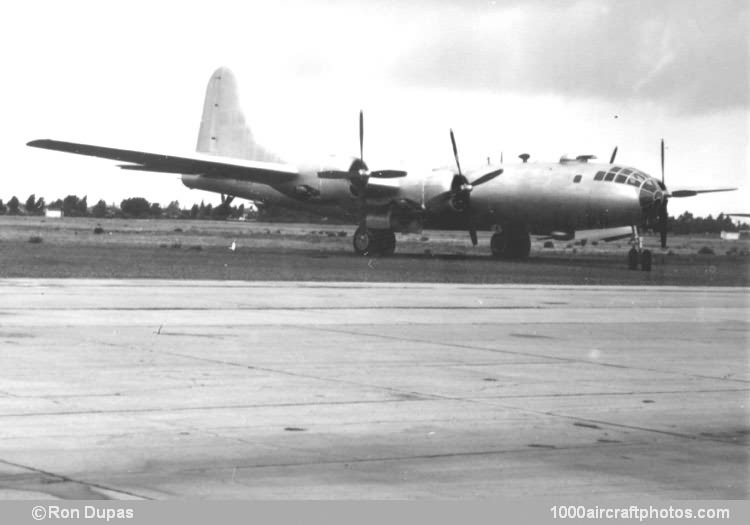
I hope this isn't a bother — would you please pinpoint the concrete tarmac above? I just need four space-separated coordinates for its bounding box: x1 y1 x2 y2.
0 279 747 499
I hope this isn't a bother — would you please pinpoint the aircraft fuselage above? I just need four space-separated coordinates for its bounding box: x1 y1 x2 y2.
181 160 656 236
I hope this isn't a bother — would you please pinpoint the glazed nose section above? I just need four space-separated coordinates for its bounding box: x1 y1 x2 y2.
639 179 667 230
639 186 655 208
638 178 662 209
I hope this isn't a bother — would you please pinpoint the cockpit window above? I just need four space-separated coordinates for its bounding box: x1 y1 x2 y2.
643 180 656 191
621 169 632 175
611 167 621 172
594 171 605 181
626 176 641 187
604 172 616 181
615 174 627 183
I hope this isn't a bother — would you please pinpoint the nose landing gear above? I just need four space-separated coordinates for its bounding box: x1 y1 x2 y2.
628 225 652 271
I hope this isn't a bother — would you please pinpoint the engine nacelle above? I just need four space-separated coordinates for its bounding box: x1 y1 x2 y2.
317 155 363 175
548 231 575 241
365 212 391 230
365 204 423 233
304 155 365 204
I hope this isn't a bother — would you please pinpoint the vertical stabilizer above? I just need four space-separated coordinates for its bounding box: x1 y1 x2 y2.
196 67 282 162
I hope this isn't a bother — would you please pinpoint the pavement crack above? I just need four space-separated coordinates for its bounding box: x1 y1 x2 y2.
0 459 152 500
305 325 750 384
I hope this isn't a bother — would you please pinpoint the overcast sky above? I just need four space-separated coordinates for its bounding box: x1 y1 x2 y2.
5 0 748 217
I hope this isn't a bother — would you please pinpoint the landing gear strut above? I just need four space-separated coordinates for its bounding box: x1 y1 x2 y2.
628 225 652 272
490 225 531 259
353 225 396 256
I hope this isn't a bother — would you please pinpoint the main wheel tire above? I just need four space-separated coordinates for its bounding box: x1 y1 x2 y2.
640 249 652 272
353 225 374 255
627 248 639 270
508 231 531 259
380 231 396 256
491 229 530 259
490 233 505 258
352 226 396 256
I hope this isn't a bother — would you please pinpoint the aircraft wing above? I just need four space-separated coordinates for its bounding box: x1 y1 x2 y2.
27 139 300 186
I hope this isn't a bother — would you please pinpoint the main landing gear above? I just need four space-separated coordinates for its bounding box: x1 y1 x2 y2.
353 225 396 256
490 225 531 259
627 226 652 272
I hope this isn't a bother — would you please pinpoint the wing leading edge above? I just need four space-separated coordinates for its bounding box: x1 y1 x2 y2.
27 139 299 186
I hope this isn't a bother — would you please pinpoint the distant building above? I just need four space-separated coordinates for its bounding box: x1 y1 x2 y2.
45 209 63 219
720 231 740 241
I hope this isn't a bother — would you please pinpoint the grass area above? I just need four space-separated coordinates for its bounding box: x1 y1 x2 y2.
1 216 748 285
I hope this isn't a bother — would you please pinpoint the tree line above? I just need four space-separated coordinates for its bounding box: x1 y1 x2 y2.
0 195 249 220
0 193 747 233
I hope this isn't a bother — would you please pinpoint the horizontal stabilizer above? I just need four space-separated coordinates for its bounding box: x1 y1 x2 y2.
27 139 299 185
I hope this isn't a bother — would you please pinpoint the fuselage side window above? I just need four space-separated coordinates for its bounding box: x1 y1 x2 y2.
573 174 582 183
604 172 616 181
615 174 627 183
594 171 605 181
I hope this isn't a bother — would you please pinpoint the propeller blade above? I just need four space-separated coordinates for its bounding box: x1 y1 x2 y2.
359 110 364 162
470 168 503 187
450 129 462 176
660 138 665 185
369 170 407 179
669 187 736 197
469 228 478 246
609 146 618 164
660 200 668 249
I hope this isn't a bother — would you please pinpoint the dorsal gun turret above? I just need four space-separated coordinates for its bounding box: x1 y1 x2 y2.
559 154 597 164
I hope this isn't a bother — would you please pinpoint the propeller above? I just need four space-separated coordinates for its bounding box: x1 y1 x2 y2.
650 139 737 246
317 111 407 193
447 129 503 246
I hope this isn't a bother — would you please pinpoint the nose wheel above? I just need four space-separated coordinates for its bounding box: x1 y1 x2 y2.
628 226 652 271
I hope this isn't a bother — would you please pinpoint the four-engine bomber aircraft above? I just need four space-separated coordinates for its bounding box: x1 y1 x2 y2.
28 67 735 271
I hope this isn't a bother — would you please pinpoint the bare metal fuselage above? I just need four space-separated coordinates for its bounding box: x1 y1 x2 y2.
182 160 647 235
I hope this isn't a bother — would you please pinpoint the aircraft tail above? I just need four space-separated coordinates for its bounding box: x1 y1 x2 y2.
196 67 283 162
